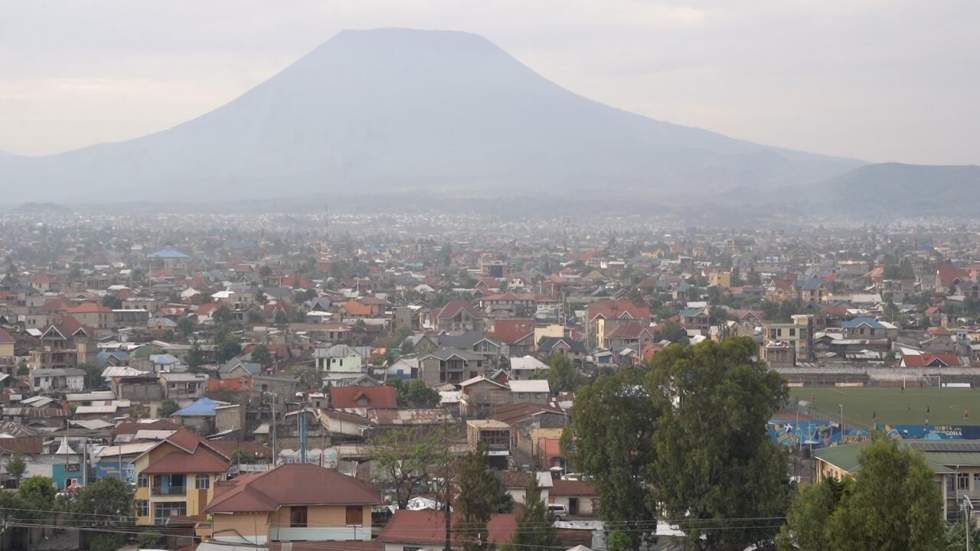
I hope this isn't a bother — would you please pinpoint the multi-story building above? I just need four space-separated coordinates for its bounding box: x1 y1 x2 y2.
761 314 813 365
202 463 380 546
133 428 231 526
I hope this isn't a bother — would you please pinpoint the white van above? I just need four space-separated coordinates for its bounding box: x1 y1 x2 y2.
547 503 568 520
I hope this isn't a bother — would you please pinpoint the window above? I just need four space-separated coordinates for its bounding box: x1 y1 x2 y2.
345 505 364 525
789 328 796 337
153 502 187 525
290 506 308 528
138 473 149 488
136 500 149 517
196 475 210 490
973 473 980 489
959 473 970 490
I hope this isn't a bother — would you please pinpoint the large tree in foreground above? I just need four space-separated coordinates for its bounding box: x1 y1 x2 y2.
563 367 660 550
504 473 557 551
826 438 943 551
369 425 449 509
648 337 790 551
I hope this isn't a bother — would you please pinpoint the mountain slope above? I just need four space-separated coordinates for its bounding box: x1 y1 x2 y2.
811 163 980 214
0 28 861 204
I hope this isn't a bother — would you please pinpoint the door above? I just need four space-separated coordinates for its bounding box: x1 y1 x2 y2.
568 497 579 515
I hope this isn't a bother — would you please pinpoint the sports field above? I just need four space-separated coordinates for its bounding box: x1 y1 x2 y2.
788 387 980 428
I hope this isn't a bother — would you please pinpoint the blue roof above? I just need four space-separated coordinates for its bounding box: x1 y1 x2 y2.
172 397 221 417
149 247 189 259
842 317 884 329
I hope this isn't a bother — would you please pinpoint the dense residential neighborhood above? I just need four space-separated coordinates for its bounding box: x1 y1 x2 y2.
0 211 978 550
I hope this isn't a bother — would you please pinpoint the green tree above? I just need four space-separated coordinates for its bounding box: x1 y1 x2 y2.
390 379 440 409
776 476 851 551
656 320 688 343
503 474 556 551
87 533 125 551
17 476 56 519
563 368 659 550
274 309 289 326
369 426 450 509
101 294 123 309
212 304 233 324
187 341 206 369
217 335 243 362
6 453 26 483
545 353 581 395
648 337 790 550
70 477 133 521
79 362 104 389
455 446 499 551
177 316 195 338
825 438 944 551
159 399 180 417
251 344 273 367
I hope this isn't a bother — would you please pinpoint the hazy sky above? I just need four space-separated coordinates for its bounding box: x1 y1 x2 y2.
2 0 978 164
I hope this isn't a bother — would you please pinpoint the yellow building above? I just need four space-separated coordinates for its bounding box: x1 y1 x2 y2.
202 463 380 546
132 428 231 526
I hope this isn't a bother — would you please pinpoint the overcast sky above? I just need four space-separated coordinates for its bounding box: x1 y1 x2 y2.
2 0 978 164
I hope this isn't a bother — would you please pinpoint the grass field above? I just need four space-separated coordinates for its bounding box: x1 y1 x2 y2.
788 387 980 428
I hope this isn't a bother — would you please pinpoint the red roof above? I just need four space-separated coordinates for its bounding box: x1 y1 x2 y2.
551 479 596 497
330 386 398 409
114 419 180 435
489 319 535 345
206 463 380 513
0 327 14 345
938 263 971 287
902 352 961 368
586 299 650 322
436 300 482 320
141 428 231 475
66 302 111 314
379 510 516 546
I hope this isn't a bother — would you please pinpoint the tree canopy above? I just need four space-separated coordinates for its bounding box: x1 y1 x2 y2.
649 337 790 550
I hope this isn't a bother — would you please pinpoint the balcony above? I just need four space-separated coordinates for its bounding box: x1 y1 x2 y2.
152 486 186 496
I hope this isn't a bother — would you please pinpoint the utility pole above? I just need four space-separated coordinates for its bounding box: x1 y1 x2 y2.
839 403 845 443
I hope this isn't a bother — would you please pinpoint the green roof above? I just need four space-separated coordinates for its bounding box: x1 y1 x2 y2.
815 439 980 475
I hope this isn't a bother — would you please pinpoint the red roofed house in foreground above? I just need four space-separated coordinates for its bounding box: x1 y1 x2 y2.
379 509 516 550
202 463 381 546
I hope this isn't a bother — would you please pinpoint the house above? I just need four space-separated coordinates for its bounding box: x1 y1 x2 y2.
64 302 113 330
171 397 242 435
315 345 364 380
433 300 484 332
418 348 485 387
602 320 657 352
203 463 380 545
586 299 650 349
537 337 588 363
459 377 511 418
329 385 398 410
508 379 550 404
679 307 710 335
488 319 536 357
133 428 232 526
761 315 814 365
550 479 598 517
0 328 15 362
508 356 549 380
841 317 897 340
477 292 538 318
815 440 980 521
159 372 208 402
29 320 92 371
379 509 516 551
900 351 963 368
466 419 512 469
498 470 553 505
31 368 85 392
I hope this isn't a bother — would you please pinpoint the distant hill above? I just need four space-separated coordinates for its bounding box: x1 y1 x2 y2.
809 163 980 215
0 28 861 205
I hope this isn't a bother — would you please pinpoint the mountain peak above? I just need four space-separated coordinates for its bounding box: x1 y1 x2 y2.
0 29 860 204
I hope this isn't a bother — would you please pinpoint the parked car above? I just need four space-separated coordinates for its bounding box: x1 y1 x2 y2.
547 503 568 520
